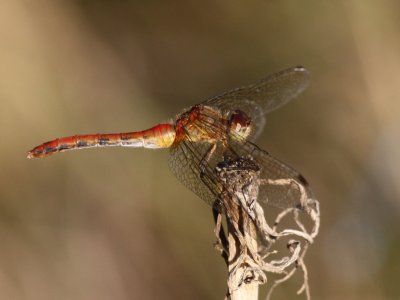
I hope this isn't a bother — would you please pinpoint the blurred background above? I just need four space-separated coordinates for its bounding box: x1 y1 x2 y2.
1 1 399 299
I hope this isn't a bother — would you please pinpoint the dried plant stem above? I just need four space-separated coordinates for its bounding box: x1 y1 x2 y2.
212 156 320 300
214 198 262 300
213 157 266 300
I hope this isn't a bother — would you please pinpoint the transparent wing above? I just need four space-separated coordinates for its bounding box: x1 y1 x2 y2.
169 67 312 209
169 121 314 211
169 140 219 206
168 108 228 206
169 138 314 210
229 139 315 210
203 66 310 140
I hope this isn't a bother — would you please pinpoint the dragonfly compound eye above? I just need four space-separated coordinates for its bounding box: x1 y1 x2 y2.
228 110 252 141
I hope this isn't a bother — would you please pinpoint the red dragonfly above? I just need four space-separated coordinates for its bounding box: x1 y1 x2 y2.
28 66 313 210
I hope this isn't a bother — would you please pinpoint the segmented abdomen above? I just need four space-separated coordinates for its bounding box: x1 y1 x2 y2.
27 124 176 158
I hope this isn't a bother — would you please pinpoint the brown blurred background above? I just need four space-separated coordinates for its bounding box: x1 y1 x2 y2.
1 1 400 299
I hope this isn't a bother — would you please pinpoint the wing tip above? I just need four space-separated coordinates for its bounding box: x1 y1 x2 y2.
293 65 310 75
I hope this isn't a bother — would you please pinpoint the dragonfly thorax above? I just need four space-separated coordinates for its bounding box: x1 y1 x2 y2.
174 106 252 144
174 105 225 144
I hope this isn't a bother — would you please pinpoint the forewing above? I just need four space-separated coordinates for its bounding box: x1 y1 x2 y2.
168 65 312 209
203 66 310 140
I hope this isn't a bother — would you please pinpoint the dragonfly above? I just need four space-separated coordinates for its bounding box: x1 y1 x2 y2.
28 66 314 210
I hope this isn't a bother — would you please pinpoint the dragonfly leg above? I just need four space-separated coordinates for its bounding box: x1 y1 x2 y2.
199 143 217 179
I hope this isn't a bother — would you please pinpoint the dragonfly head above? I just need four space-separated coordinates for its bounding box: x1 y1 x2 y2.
228 110 252 141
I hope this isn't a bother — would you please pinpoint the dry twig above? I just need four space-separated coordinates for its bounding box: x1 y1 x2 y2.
213 156 320 300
